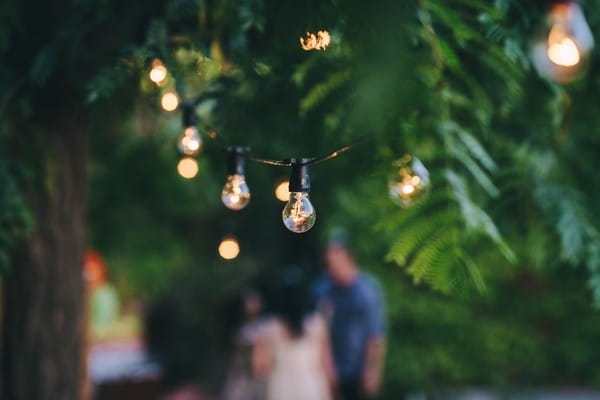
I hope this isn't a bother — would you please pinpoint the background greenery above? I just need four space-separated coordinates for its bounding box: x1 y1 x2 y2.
3 0 600 397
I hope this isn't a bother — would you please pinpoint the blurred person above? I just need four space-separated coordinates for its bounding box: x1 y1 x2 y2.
313 234 386 400
83 250 120 341
253 267 335 400
223 289 268 400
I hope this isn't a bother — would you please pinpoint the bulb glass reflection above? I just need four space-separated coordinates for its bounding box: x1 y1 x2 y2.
282 192 316 233
177 157 199 179
222 174 251 210
531 1 594 83
218 236 240 260
389 155 430 208
149 59 168 84
178 127 202 156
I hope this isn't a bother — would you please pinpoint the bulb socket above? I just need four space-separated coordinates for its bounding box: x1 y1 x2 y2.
288 161 311 193
182 102 197 127
226 146 250 175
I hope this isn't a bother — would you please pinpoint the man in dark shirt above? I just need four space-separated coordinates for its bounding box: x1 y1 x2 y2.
314 239 386 400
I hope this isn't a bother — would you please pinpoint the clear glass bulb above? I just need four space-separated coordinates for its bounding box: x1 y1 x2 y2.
388 155 430 208
178 126 202 156
531 1 594 83
221 174 251 210
282 192 316 233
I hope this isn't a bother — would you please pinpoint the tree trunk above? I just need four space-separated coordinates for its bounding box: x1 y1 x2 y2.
2 110 88 400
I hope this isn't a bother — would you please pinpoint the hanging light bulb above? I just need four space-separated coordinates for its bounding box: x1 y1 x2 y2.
274 178 290 202
531 1 594 83
177 157 199 179
222 147 251 211
161 91 179 112
388 154 430 208
149 58 168 85
218 235 240 260
178 103 202 156
178 126 202 156
282 159 316 233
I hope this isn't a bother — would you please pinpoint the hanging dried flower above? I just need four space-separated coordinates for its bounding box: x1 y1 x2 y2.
300 30 331 51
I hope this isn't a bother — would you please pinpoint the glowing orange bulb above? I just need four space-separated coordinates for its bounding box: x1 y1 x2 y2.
161 92 179 112
177 157 199 179
401 184 415 195
218 237 240 260
547 35 580 66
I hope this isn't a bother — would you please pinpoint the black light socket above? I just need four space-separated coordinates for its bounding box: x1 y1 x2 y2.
226 146 250 175
182 103 197 127
287 158 313 193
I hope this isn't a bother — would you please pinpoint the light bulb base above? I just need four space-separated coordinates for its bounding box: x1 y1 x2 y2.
288 161 311 193
182 103 197 127
226 146 250 175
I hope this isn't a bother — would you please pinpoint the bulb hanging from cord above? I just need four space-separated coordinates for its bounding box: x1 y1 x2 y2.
531 1 594 83
149 58 168 85
388 154 430 208
282 159 316 233
221 147 251 211
178 103 202 156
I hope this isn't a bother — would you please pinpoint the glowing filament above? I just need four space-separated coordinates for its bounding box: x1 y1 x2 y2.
300 30 331 51
547 29 580 67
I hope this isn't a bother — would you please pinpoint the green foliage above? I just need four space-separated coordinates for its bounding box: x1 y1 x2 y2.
4 0 600 392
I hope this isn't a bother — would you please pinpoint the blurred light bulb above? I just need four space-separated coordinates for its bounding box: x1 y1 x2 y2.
149 59 168 84
274 179 290 202
218 236 240 260
178 126 202 156
177 157 199 179
531 1 594 83
221 174 251 210
282 192 316 233
161 92 179 111
389 155 430 208
547 27 580 66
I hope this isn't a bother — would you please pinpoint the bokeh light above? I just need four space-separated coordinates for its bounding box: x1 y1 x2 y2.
274 179 290 202
177 157 199 179
149 59 168 84
218 236 240 260
161 92 179 112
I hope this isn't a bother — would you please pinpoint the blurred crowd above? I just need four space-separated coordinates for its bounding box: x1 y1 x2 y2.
85 235 386 400
222 238 386 400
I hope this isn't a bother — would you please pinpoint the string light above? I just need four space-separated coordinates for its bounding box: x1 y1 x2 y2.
177 157 199 179
282 159 316 233
161 91 179 112
388 154 430 207
274 178 290 202
300 30 331 51
531 1 594 83
178 103 202 156
159 84 363 233
149 58 168 85
221 147 251 211
218 236 240 260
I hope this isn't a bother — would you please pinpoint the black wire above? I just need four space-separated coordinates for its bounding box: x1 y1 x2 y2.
180 86 370 167
248 157 292 166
